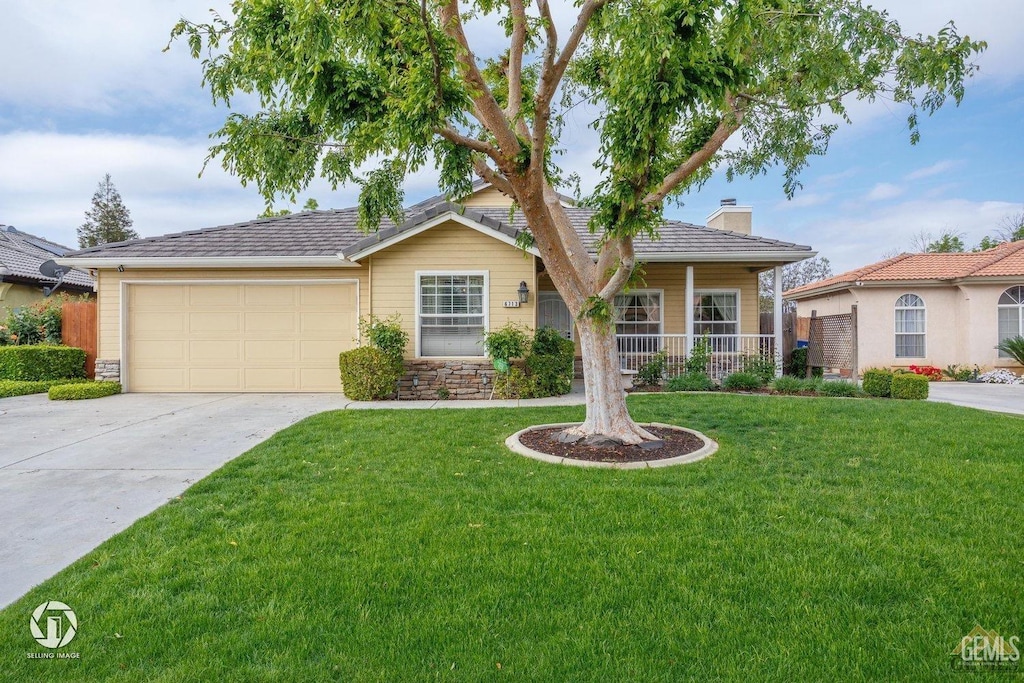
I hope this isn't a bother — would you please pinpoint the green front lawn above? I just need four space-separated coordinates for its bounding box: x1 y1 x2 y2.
2 395 1021 681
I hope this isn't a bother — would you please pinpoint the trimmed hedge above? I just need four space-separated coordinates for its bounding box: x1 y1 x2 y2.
48 381 122 401
0 345 87 381
0 378 90 398
891 372 929 400
339 346 401 400
862 368 893 397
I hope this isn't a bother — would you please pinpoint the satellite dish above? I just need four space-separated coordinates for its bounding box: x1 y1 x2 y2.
39 259 66 279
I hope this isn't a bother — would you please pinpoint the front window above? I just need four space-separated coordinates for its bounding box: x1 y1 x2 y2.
694 291 738 336
997 286 1024 357
419 274 486 357
895 293 926 358
615 291 662 355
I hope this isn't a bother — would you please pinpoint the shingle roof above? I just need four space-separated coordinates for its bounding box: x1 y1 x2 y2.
0 226 94 289
64 192 812 262
784 240 1024 299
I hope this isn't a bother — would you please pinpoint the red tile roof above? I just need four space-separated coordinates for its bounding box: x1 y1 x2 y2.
784 241 1024 298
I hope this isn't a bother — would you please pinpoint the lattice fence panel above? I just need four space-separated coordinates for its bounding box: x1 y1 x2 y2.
808 313 853 370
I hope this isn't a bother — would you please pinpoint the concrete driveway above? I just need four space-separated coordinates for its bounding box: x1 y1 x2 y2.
0 393 347 608
928 382 1024 416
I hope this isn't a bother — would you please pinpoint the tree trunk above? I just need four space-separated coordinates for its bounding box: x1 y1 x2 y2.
564 317 658 445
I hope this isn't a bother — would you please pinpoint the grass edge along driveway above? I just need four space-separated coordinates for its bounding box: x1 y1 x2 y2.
1 394 1020 682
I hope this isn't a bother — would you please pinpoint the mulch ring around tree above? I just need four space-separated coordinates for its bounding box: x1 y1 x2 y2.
517 424 708 465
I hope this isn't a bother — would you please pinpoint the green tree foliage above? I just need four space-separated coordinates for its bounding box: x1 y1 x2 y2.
926 231 966 253
77 174 139 248
172 0 984 439
974 210 1024 251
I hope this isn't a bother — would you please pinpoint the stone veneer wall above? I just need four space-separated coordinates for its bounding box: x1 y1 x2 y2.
94 359 121 382
398 360 496 400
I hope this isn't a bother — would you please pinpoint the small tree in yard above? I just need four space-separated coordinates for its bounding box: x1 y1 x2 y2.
78 174 139 248
173 1 983 444
759 256 832 313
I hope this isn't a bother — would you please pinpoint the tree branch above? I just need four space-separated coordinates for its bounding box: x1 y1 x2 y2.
471 156 514 196
642 99 746 207
439 0 522 156
597 237 635 301
420 0 445 106
436 126 505 167
507 0 527 122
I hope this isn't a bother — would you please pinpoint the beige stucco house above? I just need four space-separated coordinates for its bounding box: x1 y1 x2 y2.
785 242 1024 374
59 185 812 396
0 226 94 316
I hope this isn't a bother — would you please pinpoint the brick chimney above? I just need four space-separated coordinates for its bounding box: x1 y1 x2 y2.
706 198 752 235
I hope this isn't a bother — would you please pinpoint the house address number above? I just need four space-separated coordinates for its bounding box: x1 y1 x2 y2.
503 300 521 308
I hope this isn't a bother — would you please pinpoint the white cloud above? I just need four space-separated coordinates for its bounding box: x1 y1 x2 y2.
905 160 961 181
793 198 1019 271
865 183 905 201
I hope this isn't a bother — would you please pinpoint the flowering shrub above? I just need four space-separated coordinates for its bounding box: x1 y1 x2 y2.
908 364 943 381
976 369 1024 385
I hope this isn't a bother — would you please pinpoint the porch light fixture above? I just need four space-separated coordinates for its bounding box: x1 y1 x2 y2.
518 281 529 304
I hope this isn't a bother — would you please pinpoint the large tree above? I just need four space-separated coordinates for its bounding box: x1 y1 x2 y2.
78 174 139 248
174 0 983 443
759 256 832 313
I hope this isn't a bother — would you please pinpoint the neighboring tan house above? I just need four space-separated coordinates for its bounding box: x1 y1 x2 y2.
0 225 95 316
785 241 1024 374
58 185 813 396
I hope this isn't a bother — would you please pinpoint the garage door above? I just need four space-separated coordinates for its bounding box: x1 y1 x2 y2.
126 282 357 392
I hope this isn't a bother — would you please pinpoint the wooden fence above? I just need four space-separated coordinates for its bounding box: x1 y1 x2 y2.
62 301 97 378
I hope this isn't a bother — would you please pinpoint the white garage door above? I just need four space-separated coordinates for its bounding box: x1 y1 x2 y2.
126 282 357 392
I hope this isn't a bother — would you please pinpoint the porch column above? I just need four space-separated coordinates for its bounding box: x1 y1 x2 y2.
685 265 695 353
773 265 784 377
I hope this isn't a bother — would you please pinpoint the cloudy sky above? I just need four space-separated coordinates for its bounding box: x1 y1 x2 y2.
1 1 1021 272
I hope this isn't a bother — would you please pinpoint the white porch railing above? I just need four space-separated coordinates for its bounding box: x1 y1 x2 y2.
617 334 776 381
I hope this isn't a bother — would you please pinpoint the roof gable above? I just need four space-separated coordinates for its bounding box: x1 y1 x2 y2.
785 241 1024 299
0 226 94 289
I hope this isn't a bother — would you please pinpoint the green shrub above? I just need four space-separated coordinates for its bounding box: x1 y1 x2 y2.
339 346 401 400
0 295 76 345
493 366 535 399
742 354 777 385
0 345 87 381
722 371 764 391
997 335 1024 365
634 350 668 387
787 347 823 377
942 364 973 382
48 381 122 400
665 371 715 392
891 372 929 400
684 335 712 374
771 375 807 394
483 323 531 362
0 378 90 398
524 327 575 397
861 368 893 398
358 314 408 370
818 380 859 397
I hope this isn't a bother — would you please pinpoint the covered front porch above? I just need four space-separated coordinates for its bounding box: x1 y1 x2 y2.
538 263 788 381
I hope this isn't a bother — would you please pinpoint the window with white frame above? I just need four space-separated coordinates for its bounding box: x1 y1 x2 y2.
418 273 486 357
894 293 926 358
997 286 1024 357
614 291 662 355
693 291 738 336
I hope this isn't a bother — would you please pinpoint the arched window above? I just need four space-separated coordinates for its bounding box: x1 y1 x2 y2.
895 293 926 358
997 286 1024 357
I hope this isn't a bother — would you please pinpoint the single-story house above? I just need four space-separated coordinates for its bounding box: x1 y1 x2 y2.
784 241 1024 373
58 185 813 396
0 225 95 315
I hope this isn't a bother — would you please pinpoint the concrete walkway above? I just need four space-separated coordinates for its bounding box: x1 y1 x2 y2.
927 382 1024 416
0 393 348 608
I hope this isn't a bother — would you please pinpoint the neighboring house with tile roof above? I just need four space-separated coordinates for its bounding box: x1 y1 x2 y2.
785 241 1024 373
0 225 95 316
58 184 813 395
